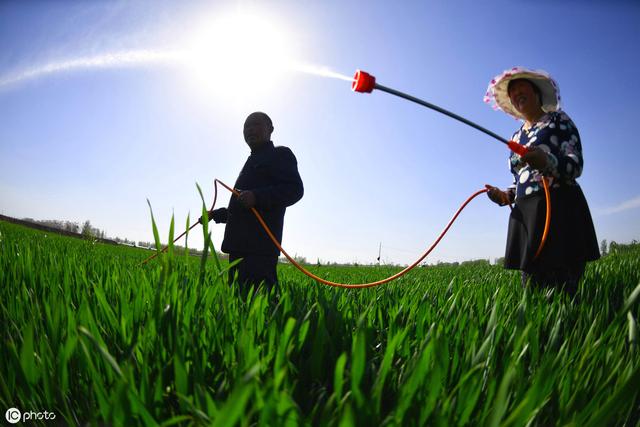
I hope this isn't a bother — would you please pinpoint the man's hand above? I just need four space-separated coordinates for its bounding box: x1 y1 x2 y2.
211 208 228 223
199 207 228 224
521 147 549 171
485 185 511 206
237 190 256 208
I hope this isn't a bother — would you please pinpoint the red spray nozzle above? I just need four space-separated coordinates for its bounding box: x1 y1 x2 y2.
352 70 376 93
507 140 529 156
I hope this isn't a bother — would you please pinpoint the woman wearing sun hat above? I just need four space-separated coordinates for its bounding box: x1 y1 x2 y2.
484 66 599 297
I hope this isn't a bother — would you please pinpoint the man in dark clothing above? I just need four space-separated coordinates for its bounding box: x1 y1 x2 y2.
203 112 303 292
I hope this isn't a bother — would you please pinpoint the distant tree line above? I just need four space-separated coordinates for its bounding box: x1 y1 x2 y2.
21 218 106 239
280 254 308 265
605 239 639 255
431 259 492 268
134 240 226 259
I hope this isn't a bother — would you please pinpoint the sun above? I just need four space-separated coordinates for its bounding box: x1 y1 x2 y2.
182 11 293 100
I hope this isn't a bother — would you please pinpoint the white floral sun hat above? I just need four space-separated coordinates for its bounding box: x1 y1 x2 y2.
484 66 561 120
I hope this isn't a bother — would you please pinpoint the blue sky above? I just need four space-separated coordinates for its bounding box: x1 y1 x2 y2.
1 0 639 265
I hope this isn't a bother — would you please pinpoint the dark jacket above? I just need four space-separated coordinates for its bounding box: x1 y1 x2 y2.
220 141 303 256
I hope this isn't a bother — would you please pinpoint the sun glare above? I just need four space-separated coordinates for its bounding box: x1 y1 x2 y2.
183 11 292 100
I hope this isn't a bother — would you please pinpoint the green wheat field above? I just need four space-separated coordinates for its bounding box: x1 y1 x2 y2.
1 215 639 426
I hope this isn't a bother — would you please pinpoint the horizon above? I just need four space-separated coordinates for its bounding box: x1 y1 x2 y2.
2 212 634 267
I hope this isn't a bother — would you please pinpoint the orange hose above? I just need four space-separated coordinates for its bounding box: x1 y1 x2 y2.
143 178 551 286
212 180 484 288
534 177 551 259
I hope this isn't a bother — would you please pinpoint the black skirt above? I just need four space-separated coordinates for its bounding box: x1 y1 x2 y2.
504 185 600 272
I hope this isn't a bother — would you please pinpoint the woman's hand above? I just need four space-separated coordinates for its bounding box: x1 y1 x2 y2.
521 147 549 171
485 185 511 206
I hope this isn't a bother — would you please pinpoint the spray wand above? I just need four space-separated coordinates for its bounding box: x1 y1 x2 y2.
350 69 549 261
351 70 529 156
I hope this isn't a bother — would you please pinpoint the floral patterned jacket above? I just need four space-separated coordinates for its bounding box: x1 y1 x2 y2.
506 111 583 201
